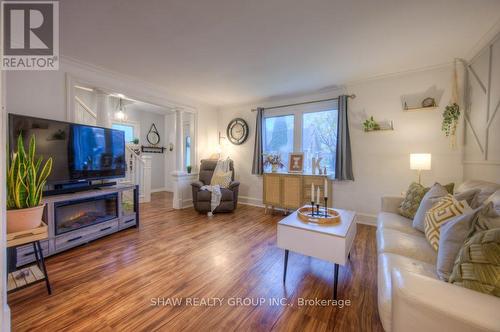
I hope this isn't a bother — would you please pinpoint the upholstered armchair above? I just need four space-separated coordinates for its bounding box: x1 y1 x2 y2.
191 159 240 213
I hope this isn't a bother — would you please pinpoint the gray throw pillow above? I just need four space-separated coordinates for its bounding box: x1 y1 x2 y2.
412 183 448 232
454 188 480 206
472 202 500 232
436 208 479 281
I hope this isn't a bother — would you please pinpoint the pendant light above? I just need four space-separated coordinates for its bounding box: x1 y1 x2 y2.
115 97 128 121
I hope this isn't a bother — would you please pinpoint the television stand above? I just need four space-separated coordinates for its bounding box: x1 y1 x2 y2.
46 181 118 196
11 184 139 269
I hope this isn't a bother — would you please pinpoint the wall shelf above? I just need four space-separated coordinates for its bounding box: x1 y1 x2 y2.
403 106 438 112
364 128 394 132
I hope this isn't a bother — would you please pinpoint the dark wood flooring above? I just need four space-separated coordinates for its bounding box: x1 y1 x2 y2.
8 192 383 331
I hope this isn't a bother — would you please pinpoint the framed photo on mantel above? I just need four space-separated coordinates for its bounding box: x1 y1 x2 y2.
288 152 304 173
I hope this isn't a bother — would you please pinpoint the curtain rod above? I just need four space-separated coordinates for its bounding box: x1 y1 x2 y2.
251 94 356 112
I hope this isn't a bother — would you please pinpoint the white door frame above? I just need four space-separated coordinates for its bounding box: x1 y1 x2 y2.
1 67 11 331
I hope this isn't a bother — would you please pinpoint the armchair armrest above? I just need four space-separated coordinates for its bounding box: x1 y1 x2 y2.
381 195 403 213
191 180 204 189
228 180 240 190
391 269 500 332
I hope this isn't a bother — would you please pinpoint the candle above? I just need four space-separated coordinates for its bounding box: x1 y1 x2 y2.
311 183 314 204
324 178 328 198
316 187 320 204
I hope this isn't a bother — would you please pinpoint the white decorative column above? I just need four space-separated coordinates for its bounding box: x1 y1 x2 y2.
141 155 152 203
172 172 199 209
95 89 112 128
171 108 198 209
175 108 184 172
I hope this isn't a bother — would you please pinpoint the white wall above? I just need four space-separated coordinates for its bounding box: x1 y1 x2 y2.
123 104 167 191
5 58 218 189
1 63 11 332
218 65 464 218
463 34 500 182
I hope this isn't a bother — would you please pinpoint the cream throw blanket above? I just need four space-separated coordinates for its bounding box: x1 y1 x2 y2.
200 158 232 216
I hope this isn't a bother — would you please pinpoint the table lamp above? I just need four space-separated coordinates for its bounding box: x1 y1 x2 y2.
410 153 431 184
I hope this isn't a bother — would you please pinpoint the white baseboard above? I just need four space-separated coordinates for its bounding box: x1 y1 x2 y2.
355 213 377 226
238 195 377 227
238 195 264 208
151 187 170 193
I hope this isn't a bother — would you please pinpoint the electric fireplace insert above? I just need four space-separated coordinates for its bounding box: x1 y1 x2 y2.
54 193 118 235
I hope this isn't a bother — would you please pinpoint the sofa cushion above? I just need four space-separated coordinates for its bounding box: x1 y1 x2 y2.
398 182 429 219
377 228 437 264
424 195 470 251
377 212 422 236
454 188 480 206
378 253 438 332
455 180 500 208
485 189 500 210
449 228 500 297
437 208 479 281
413 183 449 232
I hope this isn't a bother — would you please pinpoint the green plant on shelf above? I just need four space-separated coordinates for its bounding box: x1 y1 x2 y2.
363 116 380 131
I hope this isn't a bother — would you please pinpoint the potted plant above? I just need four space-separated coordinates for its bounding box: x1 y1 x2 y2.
263 153 284 172
363 116 380 131
442 103 460 137
187 165 192 174
7 134 53 233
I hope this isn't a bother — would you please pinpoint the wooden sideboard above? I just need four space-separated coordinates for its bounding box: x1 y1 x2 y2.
263 172 330 214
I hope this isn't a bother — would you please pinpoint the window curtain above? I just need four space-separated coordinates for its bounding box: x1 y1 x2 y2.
335 95 354 180
251 107 264 175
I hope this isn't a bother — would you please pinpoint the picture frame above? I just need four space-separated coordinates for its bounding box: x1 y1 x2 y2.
288 152 304 173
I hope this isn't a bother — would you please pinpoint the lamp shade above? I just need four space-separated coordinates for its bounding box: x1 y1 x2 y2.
410 153 431 170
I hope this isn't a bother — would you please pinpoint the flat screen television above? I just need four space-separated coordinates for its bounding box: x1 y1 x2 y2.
8 114 126 190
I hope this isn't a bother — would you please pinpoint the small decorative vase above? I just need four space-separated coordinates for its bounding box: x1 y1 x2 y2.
6 205 44 233
271 164 278 173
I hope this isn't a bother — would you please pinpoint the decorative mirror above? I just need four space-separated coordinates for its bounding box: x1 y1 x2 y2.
146 123 160 145
226 118 249 145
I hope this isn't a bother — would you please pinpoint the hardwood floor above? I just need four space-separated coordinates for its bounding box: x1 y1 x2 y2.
8 192 383 332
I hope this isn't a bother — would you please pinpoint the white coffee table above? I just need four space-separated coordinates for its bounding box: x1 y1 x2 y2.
277 208 356 299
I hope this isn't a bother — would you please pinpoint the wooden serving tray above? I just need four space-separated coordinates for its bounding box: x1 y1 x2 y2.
7 223 48 248
297 206 341 225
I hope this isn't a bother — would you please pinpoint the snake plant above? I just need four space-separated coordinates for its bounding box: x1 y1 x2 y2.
7 134 53 210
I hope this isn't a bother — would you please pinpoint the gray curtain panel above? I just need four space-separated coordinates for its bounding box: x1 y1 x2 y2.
335 95 354 180
251 107 264 175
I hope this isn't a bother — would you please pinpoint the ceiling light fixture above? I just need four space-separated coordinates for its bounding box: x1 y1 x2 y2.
114 98 128 121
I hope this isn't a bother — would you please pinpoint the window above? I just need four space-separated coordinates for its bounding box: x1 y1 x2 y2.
262 101 338 175
263 115 294 170
185 136 191 168
112 123 136 143
302 110 338 174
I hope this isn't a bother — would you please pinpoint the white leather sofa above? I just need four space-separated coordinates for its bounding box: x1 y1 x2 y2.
376 180 500 332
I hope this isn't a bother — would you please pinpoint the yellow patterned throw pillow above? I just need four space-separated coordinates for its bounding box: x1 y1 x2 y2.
424 195 469 251
210 171 232 188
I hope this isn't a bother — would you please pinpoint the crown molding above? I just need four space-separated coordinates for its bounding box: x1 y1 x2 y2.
218 62 452 111
60 56 215 111
466 19 500 62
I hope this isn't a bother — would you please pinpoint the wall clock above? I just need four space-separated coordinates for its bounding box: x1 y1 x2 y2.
146 123 161 145
226 118 249 145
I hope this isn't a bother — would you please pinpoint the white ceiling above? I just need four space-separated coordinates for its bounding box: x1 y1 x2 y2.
61 0 500 106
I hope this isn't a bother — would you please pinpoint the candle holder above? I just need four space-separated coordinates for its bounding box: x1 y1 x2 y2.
311 201 315 216
324 197 328 217
316 204 320 216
